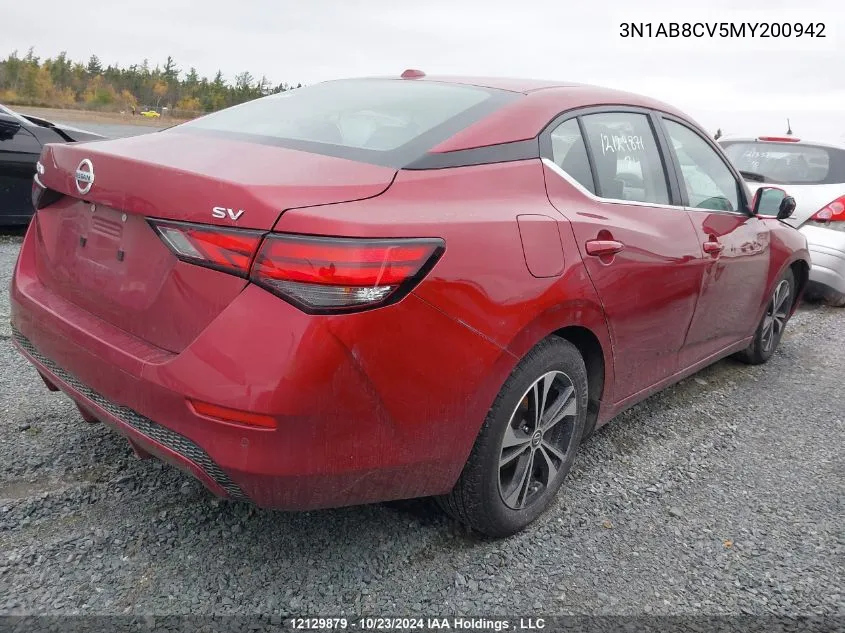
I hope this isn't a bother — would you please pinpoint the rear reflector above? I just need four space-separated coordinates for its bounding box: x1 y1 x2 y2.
251 234 445 313
189 399 278 429
809 195 845 224
149 219 264 277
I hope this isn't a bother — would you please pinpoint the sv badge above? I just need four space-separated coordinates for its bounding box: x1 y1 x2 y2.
212 207 245 221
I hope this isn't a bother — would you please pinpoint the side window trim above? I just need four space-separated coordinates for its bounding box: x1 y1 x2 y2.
576 116 603 197
656 114 752 215
648 111 684 207
540 105 685 209
542 158 686 212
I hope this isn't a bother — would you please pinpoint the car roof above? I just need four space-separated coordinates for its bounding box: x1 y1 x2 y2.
405 75 588 93
382 75 691 152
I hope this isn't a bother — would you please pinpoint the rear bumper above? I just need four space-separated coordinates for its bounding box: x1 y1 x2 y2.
800 225 845 294
10 223 509 510
13 329 244 500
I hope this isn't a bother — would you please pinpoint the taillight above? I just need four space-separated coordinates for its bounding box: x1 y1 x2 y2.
149 220 445 313
809 195 845 226
149 219 264 277
250 234 445 313
31 172 64 210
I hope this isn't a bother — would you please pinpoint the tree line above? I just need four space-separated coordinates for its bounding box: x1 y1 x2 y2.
0 48 301 116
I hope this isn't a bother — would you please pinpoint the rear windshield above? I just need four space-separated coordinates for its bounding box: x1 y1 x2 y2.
721 141 845 185
174 79 516 167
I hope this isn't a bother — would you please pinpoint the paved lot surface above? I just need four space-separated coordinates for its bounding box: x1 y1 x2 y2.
0 231 843 617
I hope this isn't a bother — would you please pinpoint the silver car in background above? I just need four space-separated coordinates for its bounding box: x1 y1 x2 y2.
719 135 845 306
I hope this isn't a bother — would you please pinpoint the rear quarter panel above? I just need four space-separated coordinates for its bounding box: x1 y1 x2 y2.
275 159 615 456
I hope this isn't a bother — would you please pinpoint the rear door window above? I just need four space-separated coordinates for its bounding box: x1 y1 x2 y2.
721 141 845 185
579 112 670 205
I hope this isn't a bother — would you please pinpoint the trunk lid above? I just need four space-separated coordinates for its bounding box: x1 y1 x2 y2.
39 130 396 229
32 132 396 352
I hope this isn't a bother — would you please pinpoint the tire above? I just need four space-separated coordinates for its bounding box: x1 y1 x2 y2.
734 268 795 365
823 289 845 308
436 337 587 537
804 283 845 307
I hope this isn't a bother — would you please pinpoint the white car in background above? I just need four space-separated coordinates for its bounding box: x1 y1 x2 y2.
720 136 845 306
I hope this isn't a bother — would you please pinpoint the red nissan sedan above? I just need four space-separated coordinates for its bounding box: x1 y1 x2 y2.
11 72 810 536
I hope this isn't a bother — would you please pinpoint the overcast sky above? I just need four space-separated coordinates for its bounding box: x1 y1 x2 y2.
3 0 842 139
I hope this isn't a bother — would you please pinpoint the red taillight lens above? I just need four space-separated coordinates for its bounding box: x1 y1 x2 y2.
31 178 44 209
809 195 845 223
250 234 445 313
149 219 264 277
149 220 445 313
31 173 64 210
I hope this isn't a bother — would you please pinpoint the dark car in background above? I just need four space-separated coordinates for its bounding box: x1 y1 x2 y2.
1 104 104 225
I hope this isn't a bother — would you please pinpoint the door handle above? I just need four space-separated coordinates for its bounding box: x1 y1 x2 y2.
702 240 724 255
585 239 625 257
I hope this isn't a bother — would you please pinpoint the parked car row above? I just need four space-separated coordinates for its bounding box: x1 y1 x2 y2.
0 74 832 536
718 135 845 306
0 104 105 225
4 102 843 307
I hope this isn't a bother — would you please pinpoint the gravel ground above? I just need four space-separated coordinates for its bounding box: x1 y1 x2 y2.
0 230 843 618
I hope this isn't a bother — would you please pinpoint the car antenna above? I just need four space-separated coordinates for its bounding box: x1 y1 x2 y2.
786 118 793 135
714 128 723 141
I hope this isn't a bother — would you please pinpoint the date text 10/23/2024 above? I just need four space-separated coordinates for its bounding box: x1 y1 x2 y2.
290 617 546 630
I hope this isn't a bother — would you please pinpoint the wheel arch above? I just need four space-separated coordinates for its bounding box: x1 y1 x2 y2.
503 298 614 437
549 325 605 437
789 257 811 312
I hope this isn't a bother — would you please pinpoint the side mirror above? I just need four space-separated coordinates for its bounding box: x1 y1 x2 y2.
752 186 795 220
777 195 797 220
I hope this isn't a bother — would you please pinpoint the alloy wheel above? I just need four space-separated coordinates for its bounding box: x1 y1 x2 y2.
498 371 578 510
761 279 791 353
